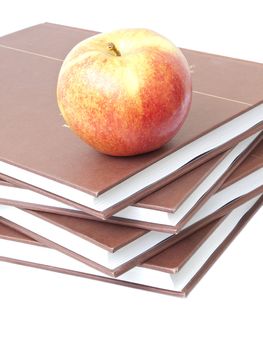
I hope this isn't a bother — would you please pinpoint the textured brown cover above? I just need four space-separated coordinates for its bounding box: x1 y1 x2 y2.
2 137 261 218
220 140 263 189
0 195 262 297
103 136 263 232
142 219 225 273
0 214 222 273
1 137 262 235
1 183 262 277
0 23 263 219
4 211 148 253
0 148 226 213
136 137 263 211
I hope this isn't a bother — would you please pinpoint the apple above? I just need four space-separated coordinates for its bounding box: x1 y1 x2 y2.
57 28 192 156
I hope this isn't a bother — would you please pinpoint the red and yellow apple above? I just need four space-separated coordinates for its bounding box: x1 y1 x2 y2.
57 28 192 156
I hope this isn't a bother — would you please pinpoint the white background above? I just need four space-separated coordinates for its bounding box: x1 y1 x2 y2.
0 1 263 349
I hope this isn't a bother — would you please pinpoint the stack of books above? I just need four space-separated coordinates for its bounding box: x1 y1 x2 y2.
0 23 262 296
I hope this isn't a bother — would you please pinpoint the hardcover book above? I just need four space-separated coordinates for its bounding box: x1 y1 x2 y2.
0 195 261 297
0 23 262 219
1 149 262 276
1 135 261 232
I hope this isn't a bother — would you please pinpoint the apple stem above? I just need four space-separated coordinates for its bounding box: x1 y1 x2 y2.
107 42 121 56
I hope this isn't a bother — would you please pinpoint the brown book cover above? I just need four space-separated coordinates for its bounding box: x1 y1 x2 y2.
0 195 261 297
0 23 262 219
1 150 262 277
1 137 262 233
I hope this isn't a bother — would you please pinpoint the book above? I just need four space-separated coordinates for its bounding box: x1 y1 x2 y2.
1 150 262 276
0 194 261 297
0 23 262 219
1 134 261 232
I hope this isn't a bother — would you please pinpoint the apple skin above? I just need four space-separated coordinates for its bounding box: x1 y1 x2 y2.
57 28 192 156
